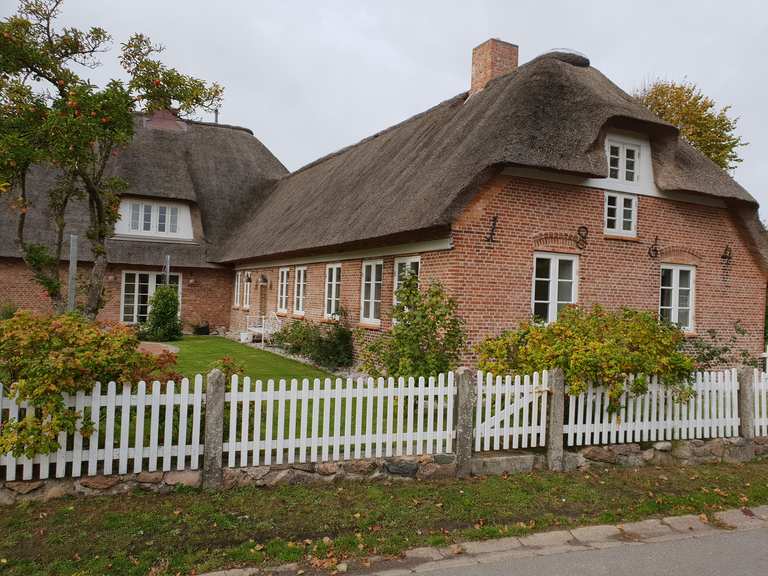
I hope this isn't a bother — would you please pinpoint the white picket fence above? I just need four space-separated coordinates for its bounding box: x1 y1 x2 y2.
755 369 768 438
564 370 740 447
224 374 455 466
474 371 549 451
0 378 205 482
2 368 768 482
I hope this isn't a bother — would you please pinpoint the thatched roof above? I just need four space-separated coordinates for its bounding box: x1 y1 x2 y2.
0 113 287 267
216 51 756 263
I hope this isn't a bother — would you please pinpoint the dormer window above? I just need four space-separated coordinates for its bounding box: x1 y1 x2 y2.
115 198 193 240
607 140 640 184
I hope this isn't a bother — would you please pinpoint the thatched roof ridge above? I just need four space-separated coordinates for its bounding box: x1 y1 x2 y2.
217 52 755 263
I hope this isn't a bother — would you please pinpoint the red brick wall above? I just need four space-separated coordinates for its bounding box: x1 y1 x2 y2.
230 175 766 366
0 258 232 330
432 175 766 360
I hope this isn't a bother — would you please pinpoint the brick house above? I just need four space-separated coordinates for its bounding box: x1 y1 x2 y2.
2 39 767 359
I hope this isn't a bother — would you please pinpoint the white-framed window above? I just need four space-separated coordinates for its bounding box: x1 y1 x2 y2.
660 264 695 333
360 260 383 324
325 263 342 319
394 256 420 306
116 198 193 240
294 266 307 315
277 267 290 313
233 271 242 308
531 253 578 324
604 191 637 236
607 140 640 184
242 272 251 310
121 271 181 324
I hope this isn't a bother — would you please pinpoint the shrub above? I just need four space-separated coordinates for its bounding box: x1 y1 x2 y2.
272 313 354 370
0 311 174 457
0 302 17 320
139 284 182 341
475 305 695 412
358 275 466 378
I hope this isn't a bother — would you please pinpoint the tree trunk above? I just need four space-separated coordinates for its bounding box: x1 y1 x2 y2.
84 252 107 319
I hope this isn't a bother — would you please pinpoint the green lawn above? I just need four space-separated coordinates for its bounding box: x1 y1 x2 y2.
171 336 330 381
3 460 768 575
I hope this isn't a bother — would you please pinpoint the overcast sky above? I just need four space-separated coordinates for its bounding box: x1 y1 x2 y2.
4 0 767 215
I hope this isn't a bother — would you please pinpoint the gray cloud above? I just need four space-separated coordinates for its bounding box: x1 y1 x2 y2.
4 0 766 215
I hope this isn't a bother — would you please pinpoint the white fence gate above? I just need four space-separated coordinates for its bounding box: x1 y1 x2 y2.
755 369 768 438
474 371 549 452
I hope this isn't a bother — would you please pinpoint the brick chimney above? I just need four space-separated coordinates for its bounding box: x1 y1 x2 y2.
470 38 519 95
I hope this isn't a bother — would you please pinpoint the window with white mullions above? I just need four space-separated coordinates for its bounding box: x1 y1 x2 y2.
361 260 383 324
604 191 637 236
294 266 307 314
660 264 695 332
277 267 290 312
607 140 640 184
242 272 251 309
394 256 420 306
325 263 342 319
532 253 578 324
233 271 242 307
121 272 181 324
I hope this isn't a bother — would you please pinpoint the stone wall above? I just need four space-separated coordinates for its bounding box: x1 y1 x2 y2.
0 454 457 505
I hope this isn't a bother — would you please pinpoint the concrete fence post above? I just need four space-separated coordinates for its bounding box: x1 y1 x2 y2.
455 367 476 478
737 366 756 441
546 368 565 472
203 368 226 490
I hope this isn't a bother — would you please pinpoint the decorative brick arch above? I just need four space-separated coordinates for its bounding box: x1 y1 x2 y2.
532 231 583 253
658 245 704 266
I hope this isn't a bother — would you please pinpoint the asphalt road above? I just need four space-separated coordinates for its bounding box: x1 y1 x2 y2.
433 528 768 576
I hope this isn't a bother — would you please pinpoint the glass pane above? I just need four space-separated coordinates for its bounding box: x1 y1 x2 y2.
169 207 178 233
558 259 573 281
158 206 166 232
625 171 635 182
363 302 370 318
661 269 673 288
609 168 619 179
679 270 691 288
535 257 550 279
373 300 380 319
607 195 617 207
610 145 620 158
364 282 371 301
142 205 152 231
130 203 140 230
660 308 672 322
533 302 549 322
606 206 617 219
678 289 690 308
534 279 549 301
625 160 635 171
411 262 420 275
364 265 372 282
625 148 636 160
622 219 633 231
660 288 672 308
557 280 572 303
677 309 690 329
606 217 616 229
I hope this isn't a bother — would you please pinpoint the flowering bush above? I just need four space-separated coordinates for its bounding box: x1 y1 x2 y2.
0 311 175 457
476 306 695 412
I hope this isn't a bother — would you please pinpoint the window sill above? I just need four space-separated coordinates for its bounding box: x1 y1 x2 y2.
603 234 640 242
358 322 382 330
276 311 289 317
292 312 305 319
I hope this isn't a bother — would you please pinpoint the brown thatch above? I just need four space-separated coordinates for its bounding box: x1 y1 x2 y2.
0 114 287 267
217 51 756 263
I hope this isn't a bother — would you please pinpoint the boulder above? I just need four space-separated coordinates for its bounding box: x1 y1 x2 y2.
653 441 672 452
384 459 420 477
79 475 121 490
581 446 618 464
316 462 339 476
136 471 164 484
343 460 378 475
417 462 456 480
163 470 201 487
5 480 43 495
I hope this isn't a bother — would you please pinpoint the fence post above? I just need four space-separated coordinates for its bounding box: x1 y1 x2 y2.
737 366 756 441
546 368 565 471
203 369 226 490
455 367 476 478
